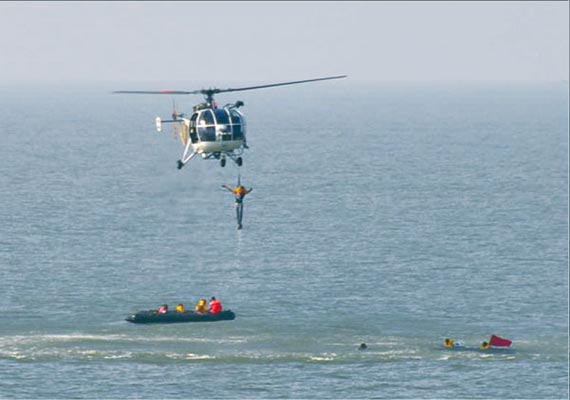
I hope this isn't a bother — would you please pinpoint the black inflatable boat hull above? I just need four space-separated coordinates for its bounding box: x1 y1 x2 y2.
126 310 236 324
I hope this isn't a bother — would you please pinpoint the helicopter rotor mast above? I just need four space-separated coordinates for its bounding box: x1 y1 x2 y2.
114 75 347 105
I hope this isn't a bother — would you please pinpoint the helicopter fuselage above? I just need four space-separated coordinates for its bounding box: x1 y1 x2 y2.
170 104 247 167
190 105 245 152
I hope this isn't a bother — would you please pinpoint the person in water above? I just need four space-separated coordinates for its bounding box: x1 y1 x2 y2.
444 338 455 348
358 343 368 351
157 304 168 314
209 296 222 314
222 177 252 230
176 304 185 313
195 299 208 314
483 334 512 349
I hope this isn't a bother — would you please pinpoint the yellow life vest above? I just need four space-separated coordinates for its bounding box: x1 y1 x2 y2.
195 299 207 313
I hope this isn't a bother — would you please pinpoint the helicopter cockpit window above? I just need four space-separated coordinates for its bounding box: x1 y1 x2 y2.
198 110 215 125
230 110 242 125
213 109 230 125
189 113 199 143
196 110 215 141
230 110 243 140
198 126 216 142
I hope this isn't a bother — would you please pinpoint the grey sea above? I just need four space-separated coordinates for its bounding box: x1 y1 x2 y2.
0 82 568 399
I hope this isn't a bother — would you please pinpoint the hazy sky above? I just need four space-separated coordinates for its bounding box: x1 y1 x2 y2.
0 1 568 84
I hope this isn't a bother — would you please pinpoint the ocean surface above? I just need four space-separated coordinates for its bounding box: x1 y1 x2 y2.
0 81 567 399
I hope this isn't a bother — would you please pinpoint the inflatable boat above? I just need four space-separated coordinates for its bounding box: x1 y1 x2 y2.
126 309 236 324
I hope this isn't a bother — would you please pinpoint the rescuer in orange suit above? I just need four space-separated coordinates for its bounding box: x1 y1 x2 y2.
222 177 252 230
209 297 222 314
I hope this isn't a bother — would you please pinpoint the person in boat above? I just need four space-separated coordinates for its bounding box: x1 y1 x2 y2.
444 338 456 348
222 178 252 229
195 299 208 314
209 296 222 315
176 304 185 313
157 304 168 314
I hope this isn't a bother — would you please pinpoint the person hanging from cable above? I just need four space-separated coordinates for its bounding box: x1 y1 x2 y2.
222 175 252 230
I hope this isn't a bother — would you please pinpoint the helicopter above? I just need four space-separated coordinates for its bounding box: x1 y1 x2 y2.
114 75 346 169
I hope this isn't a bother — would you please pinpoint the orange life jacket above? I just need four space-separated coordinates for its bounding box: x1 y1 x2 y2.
237 186 250 197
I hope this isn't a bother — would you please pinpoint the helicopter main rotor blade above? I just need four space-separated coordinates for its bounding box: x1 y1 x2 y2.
216 75 347 94
114 75 347 96
113 89 202 95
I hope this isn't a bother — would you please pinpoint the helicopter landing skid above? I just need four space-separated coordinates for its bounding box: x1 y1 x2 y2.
225 152 243 167
203 151 243 167
177 149 198 170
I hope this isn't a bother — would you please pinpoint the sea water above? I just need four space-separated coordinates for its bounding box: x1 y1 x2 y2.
0 82 567 399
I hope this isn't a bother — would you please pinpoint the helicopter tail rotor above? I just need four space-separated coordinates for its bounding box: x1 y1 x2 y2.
172 99 179 120
154 100 187 137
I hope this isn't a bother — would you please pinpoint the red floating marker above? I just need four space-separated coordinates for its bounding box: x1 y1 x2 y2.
490 335 512 347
